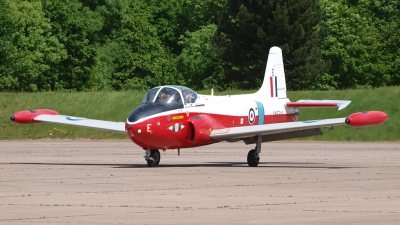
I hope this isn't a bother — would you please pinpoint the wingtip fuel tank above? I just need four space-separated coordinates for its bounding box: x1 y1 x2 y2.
10 109 59 124
345 111 388 127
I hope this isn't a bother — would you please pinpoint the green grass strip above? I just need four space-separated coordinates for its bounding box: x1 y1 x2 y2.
1 87 398 141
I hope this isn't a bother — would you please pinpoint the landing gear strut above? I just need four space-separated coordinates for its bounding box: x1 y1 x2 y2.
145 149 160 167
247 135 262 167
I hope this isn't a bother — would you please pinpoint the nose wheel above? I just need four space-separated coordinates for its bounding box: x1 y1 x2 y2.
145 149 160 167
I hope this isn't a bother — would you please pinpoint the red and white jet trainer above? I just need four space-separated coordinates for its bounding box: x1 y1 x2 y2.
11 47 389 167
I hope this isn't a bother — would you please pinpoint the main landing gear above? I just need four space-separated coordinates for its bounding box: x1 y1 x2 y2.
247 135 262 167
145 149 160 167
144 136 263 167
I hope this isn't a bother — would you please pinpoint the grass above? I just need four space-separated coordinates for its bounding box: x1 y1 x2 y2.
286 87 399 141
0 87 398 141
0 91 144 139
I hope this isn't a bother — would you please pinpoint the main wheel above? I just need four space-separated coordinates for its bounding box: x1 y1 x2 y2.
247 149 259 167
147 149 161 167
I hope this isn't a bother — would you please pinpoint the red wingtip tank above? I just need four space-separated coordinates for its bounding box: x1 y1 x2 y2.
10 109 59 124
345 111 389 127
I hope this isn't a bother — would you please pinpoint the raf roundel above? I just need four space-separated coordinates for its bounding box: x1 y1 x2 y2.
248 108 255 124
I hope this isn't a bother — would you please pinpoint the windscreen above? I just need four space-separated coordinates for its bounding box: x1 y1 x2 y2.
142 87 160 103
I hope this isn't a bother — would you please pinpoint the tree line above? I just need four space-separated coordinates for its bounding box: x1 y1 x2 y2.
0 0 399 92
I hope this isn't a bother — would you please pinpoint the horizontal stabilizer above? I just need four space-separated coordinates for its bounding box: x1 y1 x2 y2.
286 100 351 110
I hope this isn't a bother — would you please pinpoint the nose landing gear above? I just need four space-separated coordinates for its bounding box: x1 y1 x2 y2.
145 149 160 167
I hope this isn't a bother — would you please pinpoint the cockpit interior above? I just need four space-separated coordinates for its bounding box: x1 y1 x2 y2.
142 86 198 106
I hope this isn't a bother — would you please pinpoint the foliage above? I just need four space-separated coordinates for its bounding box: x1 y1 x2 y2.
110 7 181 90
177 24 226 90
318 0 399 89
361 0 400 86
0 0 67 91
214 0 325 90
41 0 103 91
0 0 399 92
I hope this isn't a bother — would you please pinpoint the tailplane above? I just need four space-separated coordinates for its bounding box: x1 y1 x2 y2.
256 47 287 99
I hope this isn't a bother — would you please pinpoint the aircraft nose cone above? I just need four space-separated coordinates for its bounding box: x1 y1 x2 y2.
10 115 15 121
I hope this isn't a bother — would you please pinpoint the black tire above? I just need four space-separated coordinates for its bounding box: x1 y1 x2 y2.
247 149 259 167
147 149 161 167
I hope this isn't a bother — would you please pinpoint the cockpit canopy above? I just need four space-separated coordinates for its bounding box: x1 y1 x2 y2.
142 85 198 107
128 86 198 123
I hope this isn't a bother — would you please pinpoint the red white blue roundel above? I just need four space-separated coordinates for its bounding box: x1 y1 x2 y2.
248 108 255 124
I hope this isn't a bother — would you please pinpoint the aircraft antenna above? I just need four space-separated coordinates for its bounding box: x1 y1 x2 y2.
283 58 292 66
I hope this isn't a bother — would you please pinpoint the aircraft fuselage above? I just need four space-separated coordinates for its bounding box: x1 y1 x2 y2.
125 93 297 150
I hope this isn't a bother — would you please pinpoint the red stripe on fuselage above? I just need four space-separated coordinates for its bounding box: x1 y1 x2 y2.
126 112 296 150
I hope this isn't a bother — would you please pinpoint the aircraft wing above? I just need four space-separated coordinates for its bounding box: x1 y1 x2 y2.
10 109 126 133
210 118 346 142
210 110 388 143
35 115 126 133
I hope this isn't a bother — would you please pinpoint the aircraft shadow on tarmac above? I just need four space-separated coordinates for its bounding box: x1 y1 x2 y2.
10 162 358 169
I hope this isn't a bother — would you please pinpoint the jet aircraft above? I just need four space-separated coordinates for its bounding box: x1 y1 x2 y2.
10 47 389 167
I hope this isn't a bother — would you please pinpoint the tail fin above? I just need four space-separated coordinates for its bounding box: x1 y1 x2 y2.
256 47 287 99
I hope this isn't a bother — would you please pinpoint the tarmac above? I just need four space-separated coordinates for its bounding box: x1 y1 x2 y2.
0 141 399 224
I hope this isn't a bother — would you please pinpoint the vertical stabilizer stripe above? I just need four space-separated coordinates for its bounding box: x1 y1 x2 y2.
255 101 265 125
270 77 274 97
275 76 278 98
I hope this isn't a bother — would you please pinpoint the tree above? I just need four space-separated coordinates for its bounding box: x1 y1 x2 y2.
143 0 226 55
0 0 66 92
318 0 391 89
215 0 324 90
42 0 103 91
359 0 400 86
177 24 226 90
110 7 182 90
